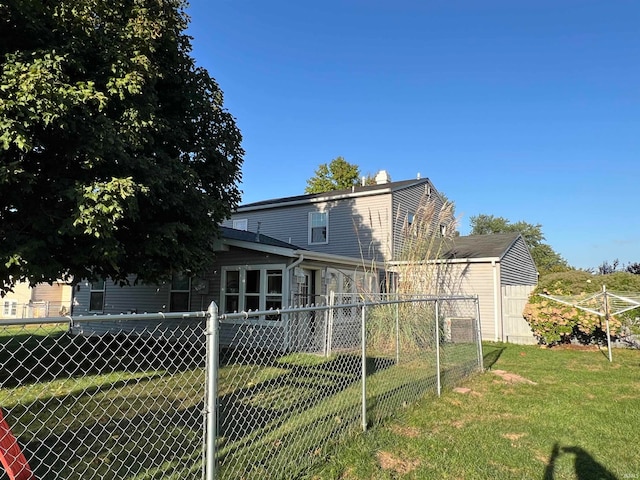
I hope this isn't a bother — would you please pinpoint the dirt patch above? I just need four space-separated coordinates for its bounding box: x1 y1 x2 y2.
451 420 465 429
550 344 600 351
377 451 420 474
453 387 482 397
502 432 526 442
492 370 537 385
389 424 421 438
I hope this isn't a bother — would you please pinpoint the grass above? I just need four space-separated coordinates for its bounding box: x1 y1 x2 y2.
10 322 587 480
1 327 477 479
308 343 640 480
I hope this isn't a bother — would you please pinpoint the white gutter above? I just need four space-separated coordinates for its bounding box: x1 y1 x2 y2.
388 256 501 267
286 254 304 273
223 239 298 258
223 238 379 269
292 250 379 269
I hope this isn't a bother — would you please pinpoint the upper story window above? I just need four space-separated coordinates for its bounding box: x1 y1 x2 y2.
232 219 248 231
404 211 417 237
308 212 328 245
170 274 191 312
440 224 447 236
3 300 17 317
221 265 284 320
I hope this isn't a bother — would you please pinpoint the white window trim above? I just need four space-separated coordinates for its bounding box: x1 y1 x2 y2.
89 280 105 313
221 264 286 324
232 218 248 231
3 300 18 317
308 211 329 245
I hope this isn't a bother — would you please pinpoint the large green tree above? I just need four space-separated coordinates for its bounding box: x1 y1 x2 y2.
0 0 243 294
305 156 361 194
469 214 569 275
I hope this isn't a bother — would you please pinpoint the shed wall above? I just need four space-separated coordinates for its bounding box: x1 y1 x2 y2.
454 262 501 341
500 236 538 286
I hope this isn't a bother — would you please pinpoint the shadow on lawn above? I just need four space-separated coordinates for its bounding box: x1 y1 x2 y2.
544 442 618 480
482 344 505 369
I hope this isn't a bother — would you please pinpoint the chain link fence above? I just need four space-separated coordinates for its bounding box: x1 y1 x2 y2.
1 295 482 480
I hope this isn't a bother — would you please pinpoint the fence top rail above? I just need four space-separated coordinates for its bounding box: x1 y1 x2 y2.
0 310 209 327
220 295 479 321
0 294 479 327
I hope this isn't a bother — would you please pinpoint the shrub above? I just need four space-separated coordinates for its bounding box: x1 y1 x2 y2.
523 271 640 345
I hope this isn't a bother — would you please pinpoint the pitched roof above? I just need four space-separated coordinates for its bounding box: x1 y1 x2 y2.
219 226 304 249
237 178 432 210
440 233 522 260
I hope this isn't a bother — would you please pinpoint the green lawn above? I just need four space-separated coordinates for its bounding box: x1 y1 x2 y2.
308 343 640 480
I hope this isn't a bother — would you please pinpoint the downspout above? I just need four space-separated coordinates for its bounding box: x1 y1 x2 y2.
286 254 305 305
492 260 500 341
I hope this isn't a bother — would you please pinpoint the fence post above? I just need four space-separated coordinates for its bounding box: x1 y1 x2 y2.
361 303 367 432
394 294 400 365
204 302 219 480
434 299 441 397
474 296 484 371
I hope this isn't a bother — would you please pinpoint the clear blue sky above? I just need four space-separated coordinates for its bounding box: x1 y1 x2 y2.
185 0 639 270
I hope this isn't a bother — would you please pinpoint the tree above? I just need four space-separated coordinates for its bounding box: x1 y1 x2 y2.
0 0 243 294
305 157 360 194
469 214 569 275
598 259 620 275
626 263 640 275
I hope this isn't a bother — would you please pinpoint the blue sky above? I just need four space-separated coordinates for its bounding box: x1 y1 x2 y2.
185 0 639 270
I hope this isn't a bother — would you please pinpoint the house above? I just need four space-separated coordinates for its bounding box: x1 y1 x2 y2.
224 177 538 343
1 281 73 320
71 227 380 350
223 173 448 265
71 174 538 345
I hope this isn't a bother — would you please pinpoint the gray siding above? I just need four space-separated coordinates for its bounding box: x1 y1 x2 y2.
73 277 171 316
391 180 444 260
226 194 392 262
500 236 538 286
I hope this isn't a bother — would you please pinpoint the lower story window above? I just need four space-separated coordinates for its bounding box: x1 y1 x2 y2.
89 280 105 312
170 274 191 312
3 300 17 317
222 265 284 319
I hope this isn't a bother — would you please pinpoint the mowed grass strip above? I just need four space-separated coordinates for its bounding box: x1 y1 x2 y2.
309 343 640 480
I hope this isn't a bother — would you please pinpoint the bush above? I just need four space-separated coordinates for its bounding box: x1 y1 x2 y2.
523 271 640 345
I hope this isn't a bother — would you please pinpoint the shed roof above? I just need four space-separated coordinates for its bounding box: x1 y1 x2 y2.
440 233 521 260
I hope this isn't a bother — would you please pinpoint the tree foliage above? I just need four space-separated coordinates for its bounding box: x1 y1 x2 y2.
0 0 243 293
305 156 360 194
626 262 640 275
469 214 569 275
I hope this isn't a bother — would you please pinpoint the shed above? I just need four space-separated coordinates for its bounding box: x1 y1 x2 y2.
440 233 538 343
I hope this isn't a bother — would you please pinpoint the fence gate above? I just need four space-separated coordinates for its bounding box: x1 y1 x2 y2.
502 285 536 344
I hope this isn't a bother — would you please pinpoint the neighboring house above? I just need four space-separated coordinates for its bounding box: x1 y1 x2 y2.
405 232 538 344
0 281 73 320
223 174 447 265
71 227 379 350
